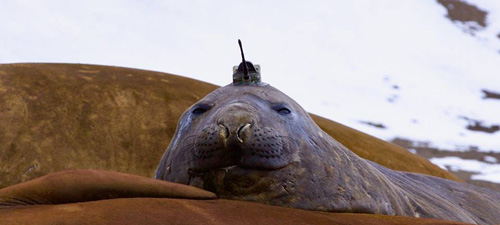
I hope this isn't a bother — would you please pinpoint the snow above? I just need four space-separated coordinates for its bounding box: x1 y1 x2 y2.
473 173 500 183
430 157 500 183
484 155 498 163
0 1 499 153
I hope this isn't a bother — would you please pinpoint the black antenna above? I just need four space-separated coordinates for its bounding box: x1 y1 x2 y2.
238 39 249 80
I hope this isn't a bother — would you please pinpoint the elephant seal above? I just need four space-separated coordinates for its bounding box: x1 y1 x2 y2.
155 43 500 225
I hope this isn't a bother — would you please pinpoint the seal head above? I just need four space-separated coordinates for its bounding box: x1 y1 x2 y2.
154 40 412 212
155 84 308 197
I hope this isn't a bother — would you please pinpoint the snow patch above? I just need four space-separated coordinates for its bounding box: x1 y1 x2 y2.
484 155 498 163
430 157 500 183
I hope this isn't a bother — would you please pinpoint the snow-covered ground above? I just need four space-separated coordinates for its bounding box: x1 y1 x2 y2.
1 0 499 183
431 156 500 183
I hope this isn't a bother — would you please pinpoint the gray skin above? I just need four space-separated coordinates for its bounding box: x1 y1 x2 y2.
155 84 500 225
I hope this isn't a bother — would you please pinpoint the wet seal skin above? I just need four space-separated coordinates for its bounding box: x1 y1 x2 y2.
155 83 500 225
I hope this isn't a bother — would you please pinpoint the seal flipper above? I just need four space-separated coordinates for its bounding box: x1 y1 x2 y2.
0 169 215 208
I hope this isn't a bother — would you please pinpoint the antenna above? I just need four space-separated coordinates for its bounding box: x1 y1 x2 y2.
238 39 249 80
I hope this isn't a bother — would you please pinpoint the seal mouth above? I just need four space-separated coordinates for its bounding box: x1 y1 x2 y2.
188 165 238 177
189 162 286 175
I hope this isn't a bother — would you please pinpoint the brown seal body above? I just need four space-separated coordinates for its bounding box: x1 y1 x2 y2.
155 84 500 225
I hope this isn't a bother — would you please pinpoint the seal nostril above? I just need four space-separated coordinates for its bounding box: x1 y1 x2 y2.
237 123 251 143
219 124 230 140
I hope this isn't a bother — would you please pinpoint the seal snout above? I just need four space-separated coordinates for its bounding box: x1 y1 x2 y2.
216 102 256 144
217 122 253 144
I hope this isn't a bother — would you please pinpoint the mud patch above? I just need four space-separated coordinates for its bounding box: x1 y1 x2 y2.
459 116 499 134
437 0 488 35
466 122 499 134
359 121 387 129
482 89 500 100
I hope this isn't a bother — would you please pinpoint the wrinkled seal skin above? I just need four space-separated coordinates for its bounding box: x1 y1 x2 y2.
155 84 500 225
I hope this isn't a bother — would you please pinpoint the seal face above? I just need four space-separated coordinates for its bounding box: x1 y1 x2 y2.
155 84 307 197
188 100 293 172
156 84 500 225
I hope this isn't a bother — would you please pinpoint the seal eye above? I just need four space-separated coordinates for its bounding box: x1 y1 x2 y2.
276 107 291 115
192 108 207 115
191 104 211 115
272 104 292 115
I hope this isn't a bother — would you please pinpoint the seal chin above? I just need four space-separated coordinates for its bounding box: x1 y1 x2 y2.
187 162 292 196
